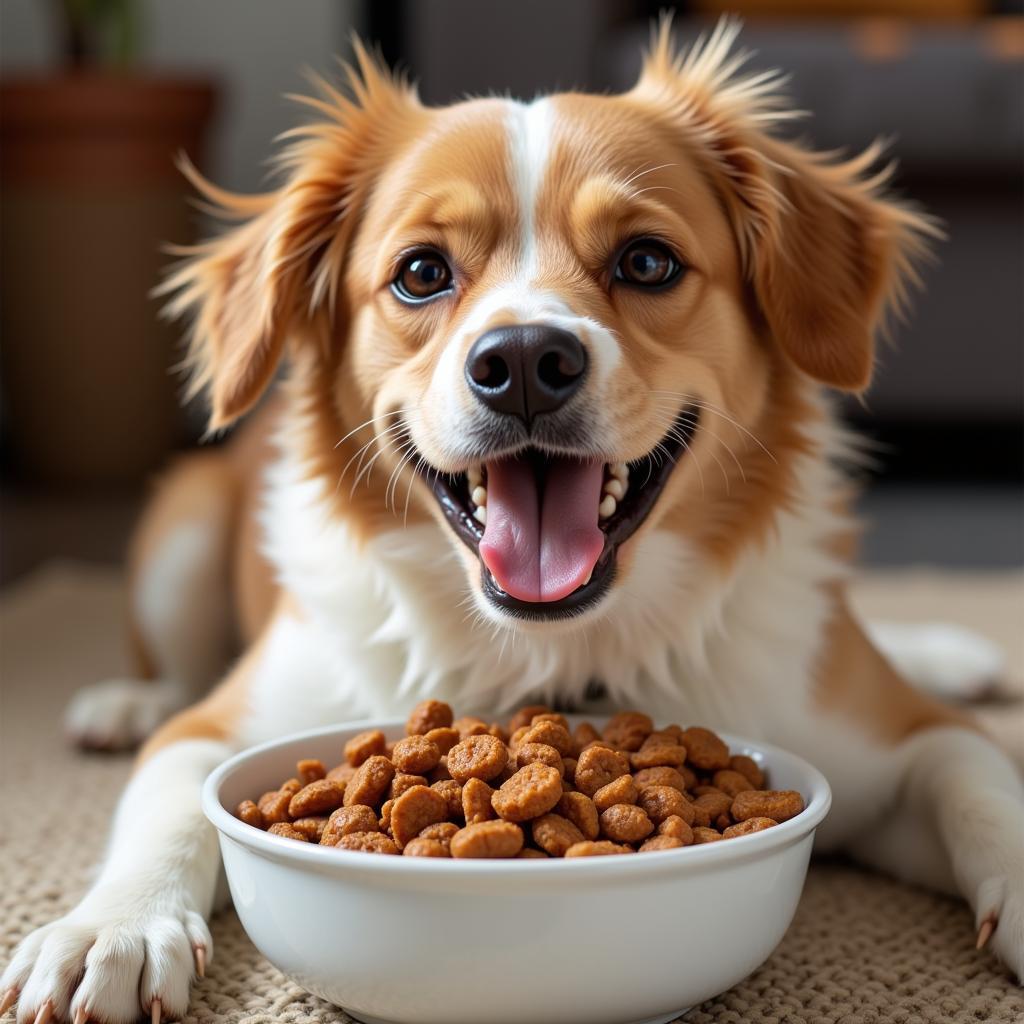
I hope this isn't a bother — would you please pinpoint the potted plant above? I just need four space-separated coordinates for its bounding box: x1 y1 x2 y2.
1 0 217 484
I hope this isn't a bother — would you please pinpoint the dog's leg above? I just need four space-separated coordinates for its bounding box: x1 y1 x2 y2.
2 639 259 1024
66 454 238 751
816 603 1024 979
848 725 1024 979
866 620 1005 701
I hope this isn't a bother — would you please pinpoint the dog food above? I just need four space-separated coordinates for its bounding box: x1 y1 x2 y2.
235 701 805 858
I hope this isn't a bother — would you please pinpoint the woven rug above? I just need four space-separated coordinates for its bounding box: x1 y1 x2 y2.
2 563 1022 1024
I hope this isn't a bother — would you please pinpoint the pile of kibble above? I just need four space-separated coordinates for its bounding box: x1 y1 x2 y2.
235 701 805 858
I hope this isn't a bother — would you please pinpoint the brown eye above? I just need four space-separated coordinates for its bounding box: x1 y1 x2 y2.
614 240 682 288
393 251 453 303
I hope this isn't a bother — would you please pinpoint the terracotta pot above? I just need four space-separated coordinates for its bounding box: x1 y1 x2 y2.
0 74 217 484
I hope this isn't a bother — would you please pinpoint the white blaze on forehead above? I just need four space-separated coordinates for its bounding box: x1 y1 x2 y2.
507 97 554 278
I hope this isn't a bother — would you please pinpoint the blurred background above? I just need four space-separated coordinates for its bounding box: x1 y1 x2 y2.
1 0 1022 585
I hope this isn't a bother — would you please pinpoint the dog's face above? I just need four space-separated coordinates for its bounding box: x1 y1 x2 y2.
168 22 931 630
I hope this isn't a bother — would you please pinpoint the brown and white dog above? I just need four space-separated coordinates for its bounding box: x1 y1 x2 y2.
5 20 1022 1023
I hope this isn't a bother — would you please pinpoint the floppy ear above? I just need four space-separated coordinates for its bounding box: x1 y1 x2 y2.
160 43 419 431
634 17 938 392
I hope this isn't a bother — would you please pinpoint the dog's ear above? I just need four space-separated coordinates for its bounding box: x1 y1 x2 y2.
160 44 419 431
634 17 938 392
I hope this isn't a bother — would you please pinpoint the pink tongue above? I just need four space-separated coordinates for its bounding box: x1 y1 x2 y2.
479 456 605 603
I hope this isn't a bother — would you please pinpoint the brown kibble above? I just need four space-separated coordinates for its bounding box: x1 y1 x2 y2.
390 785 449 847
288 779 346 818
344 729 387 767
602 711 653 752
632 766 687 793
692 827 724 844
267 822 307 842
321 805 379 845
531 711 569 730
403 837 450 857
429 757 452 783
461 777 496 825
731 790 805 823
639 835 685 852
561 756 577 781
236 800 265 829
574 746 630 796
508 704 551 734
658 815 694 845
447 734 508 783
337 831 400 855
391 735 442 775
599 803 654 843
593 775 638 812
492 762 563 822
572 721 601 755
343 755 395 808
379 799 393 832
520 721 573 756
424 727 460 754
326 762 355 788
390 773 429 800
531 813 585 857
517 847 549 859
729 754 766 789
452 716 489 739
258 789 293 825
630 741 688 770
680 765 699 789
406 699 454 736
688 800 712 829
693 790 732 822
723 817 778 839
516 742 564 774
280 778 302 796
450 821 524 858
419 821 459 849
564 840 633 857
712 769 755 798
291 816 328 842
680 727 731 771
488 723 510 743
508 725 532 751
430 779 464 820
637 785 690 825
297 758 327 784
557 791 600 840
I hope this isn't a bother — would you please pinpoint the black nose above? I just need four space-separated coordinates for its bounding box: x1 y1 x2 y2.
464 324 587 427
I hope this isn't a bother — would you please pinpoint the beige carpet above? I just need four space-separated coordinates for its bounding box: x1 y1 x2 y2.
2 562 1023 1024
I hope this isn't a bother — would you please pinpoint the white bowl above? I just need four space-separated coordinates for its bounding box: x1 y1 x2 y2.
202 717 831 1024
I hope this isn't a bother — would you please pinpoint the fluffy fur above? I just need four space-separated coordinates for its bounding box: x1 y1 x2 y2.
6 19 1022 1024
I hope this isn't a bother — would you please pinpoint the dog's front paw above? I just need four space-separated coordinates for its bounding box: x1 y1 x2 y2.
975 872 1024 983
1 888 211 1023
65 679 184 751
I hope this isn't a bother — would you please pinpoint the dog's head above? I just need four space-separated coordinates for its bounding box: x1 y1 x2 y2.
165 20 934 630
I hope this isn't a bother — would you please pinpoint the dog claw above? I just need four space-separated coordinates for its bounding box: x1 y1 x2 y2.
194 944 206 978
150 998 161 1024
33 1001 53 1024
73 1006 89 1024
0 989 17 1016
976 912 998 950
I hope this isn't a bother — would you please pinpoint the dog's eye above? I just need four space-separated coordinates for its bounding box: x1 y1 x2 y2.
392 251 453 303
614 240 682 288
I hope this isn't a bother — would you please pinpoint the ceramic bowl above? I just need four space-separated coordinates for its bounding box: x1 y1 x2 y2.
202 717 831 1024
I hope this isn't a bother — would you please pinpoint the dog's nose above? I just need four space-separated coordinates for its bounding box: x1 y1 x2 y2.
464 324 587 426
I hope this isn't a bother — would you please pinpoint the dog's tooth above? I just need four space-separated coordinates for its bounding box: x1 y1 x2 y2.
603 478 625 501
473 505 487 525
610 462 629 481
471 485 487 507
468 465 483 488
582 567 593 586
599 494 616 519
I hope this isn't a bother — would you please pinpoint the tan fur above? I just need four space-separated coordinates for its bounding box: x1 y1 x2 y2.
152 20 939 743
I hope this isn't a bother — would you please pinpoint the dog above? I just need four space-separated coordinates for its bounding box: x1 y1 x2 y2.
5 20 1022 1023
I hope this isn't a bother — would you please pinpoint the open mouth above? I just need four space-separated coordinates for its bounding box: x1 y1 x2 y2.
429 408 699 620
